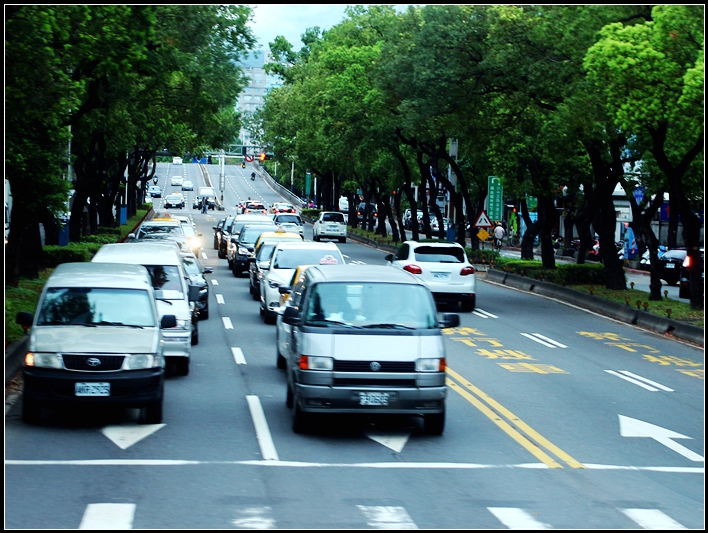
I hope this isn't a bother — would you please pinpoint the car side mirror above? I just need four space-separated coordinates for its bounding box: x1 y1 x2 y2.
278 286 291 295
128 233 136 240
161 314 177 328
282 305 301 325
384 253 394 262
203 266 214 274
439 313 460 329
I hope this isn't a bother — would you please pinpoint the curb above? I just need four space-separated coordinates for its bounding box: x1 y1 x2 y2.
5 336 28 387
488 271 704 346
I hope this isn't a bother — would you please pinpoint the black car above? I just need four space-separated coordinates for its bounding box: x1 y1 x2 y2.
216 216 235 259
657 249 687 285
212 217 226 249
164 193 185 209
679 248 704 299
180 251 213 320
229 223 277 276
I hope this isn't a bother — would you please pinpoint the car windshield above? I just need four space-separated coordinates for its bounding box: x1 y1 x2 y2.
142 265 184 299
322 213 345 223
412 246 466 263
181 255 201 276
273 249 342 269
37 287 155 327
304 282 436 329
137 224 183 237
274 214 301 225
256 243 276 261
240 226 275 244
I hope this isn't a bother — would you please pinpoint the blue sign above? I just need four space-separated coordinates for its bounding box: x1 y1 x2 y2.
633 187 645 205
660 202 670 222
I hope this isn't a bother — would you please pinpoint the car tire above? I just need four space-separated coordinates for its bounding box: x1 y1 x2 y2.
460 297 475 312
424 405 445 435
143 398 163 424
292 392 311 434
277 346 286 370
174 358 190 376
264 310 276 325
286 382 294 408
664 278 679 286
339 237 346 243
22 398 42 424
200 304 209 320
218 248 226 259
313 234 319 242
679 284 690 299
191 322 199 345
252 286 260 301
213 239 218 249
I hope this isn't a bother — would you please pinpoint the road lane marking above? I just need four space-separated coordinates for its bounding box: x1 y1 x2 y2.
101 424 166 450
211 279 219 285
246 395 278 461
604 370 674 392
487 507 551 529
216 294 225 304
5 459 703 472
222 317 233 329
231 347 246 365
620 509 687 529
521 333 567 348
201 251 208 260
357 506 418 529
446 367 584 469
79 503 136 529
473 308 498 319
619 415 703 462
231 507 276 529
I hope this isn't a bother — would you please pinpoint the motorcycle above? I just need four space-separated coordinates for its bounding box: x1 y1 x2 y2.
241 162 246 168
251 173 256 181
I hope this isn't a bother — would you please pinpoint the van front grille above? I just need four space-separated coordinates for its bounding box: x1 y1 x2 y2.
333 361 415 372
61 354 125 371
333 378 417 387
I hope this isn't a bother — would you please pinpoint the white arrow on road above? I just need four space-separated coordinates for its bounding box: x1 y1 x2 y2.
619 415 704 462
102 423 165 450
366 431 410 452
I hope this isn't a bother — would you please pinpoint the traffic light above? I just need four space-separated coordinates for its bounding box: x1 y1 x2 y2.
259 152 267 162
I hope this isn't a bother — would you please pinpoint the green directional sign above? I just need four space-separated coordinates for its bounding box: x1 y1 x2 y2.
305 171 311 195
487 176 503 221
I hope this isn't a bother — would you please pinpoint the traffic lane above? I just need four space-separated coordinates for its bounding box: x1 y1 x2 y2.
440 280 704 466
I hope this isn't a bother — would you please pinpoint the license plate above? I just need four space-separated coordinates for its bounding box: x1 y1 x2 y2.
75 382 110 397
327 225 339 230
432 272 450 279
359 392 389 406
665 263 675 268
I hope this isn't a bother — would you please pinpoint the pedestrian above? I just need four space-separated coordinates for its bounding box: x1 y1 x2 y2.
493 223 505 251
201 196 208 214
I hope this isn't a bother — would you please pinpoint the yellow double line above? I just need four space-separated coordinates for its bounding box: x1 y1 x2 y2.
446 367 584 469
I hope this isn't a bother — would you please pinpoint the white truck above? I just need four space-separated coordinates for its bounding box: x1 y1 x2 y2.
195 187 217 210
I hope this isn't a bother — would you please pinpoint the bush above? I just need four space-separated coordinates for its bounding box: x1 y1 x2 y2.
81 233 121 244
467 248 498 265
42 242 104 268
95 226 122 235
490 259 608 285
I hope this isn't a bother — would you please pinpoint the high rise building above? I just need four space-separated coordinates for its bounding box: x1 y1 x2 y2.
237 50 281 150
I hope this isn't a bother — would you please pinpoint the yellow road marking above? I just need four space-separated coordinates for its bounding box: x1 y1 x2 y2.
446 367 585 469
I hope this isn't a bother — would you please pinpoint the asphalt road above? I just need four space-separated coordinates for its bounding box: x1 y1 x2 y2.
5 163 704 529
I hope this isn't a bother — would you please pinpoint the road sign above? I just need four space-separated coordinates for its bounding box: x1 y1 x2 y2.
474 210 493 228
487 176 503 221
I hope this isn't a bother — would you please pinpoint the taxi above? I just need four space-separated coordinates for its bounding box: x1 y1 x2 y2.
249 227 304 299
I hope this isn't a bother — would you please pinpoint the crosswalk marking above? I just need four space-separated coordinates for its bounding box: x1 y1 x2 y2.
621 508 687 529
520 333 567 348
79 503 136 529
487 507 550 529
357 506 418 529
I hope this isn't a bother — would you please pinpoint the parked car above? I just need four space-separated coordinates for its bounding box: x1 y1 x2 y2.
312 211 347 243
276 264 460 434
15 262 172 424
170 176 183 186
148 185 162 198
181 180 194 191
260 241 345 324
180 251 213 320
164 193 185 209
678 248 703 299
229 223 278 276
657 249 687 285
385 241 476 311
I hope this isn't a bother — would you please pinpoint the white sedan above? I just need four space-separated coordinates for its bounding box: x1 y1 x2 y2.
170 176 184 186
181 180 193 191
312 211 347 243
384 241 476 311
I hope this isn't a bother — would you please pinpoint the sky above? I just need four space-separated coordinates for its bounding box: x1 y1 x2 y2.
249 4 414 52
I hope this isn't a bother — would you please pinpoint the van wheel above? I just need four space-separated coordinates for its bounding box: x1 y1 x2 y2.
424 406 445 435
277 348 286 370
313 234 319 242
286 383 294 408
200 305 209 321
264 310 276 325
292 393 311 433
339 237 346 243
460 298 475 312
22 398 42 424
143 399 163 424
191 325 199 345
175 358 190 376
252 286 260 301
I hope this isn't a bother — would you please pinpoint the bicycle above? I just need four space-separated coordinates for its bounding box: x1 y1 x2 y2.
508 233 521 247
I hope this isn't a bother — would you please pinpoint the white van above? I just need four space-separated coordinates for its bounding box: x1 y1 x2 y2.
16 262 176 424
278 264 460 434
92 243 200 375
172 156 183 165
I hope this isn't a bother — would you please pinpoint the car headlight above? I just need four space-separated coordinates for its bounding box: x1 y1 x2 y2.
25 352 62 369
171 318 190 330
416 357 446 372
298 355 333 370
125 353 162 370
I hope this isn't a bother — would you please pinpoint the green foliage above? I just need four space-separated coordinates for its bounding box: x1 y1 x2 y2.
492 259 608 285
5 270 54 344
42 243 104 268
81 234 121 244
467 249 499 265
95 226 122 235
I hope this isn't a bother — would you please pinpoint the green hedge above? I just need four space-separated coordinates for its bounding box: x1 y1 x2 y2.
81 233 122 244
490 259 609 285
42 242 104 268
95 226 122 235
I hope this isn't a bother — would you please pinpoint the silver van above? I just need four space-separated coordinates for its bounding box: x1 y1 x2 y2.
15 262 177 424
278 264 460 434
92 242 200 376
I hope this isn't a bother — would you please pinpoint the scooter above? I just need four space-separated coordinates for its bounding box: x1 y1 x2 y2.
251 173 256 181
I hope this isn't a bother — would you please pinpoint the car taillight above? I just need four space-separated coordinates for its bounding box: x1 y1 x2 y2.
460 266 475 276
683 256 691 268
403 264 423 275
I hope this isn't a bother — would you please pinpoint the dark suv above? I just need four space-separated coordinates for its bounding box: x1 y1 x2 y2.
679 248 704 299
658 249 687 285
216 216 235 259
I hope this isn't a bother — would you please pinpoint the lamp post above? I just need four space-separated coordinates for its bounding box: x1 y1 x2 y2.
290 158 295 193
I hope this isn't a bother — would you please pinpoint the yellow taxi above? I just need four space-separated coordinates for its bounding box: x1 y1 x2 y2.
248 227 304 299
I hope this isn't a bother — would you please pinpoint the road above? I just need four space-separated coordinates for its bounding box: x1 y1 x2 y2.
5 162 704 529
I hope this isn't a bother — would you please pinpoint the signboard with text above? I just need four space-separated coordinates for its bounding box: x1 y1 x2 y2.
487 176 503 221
